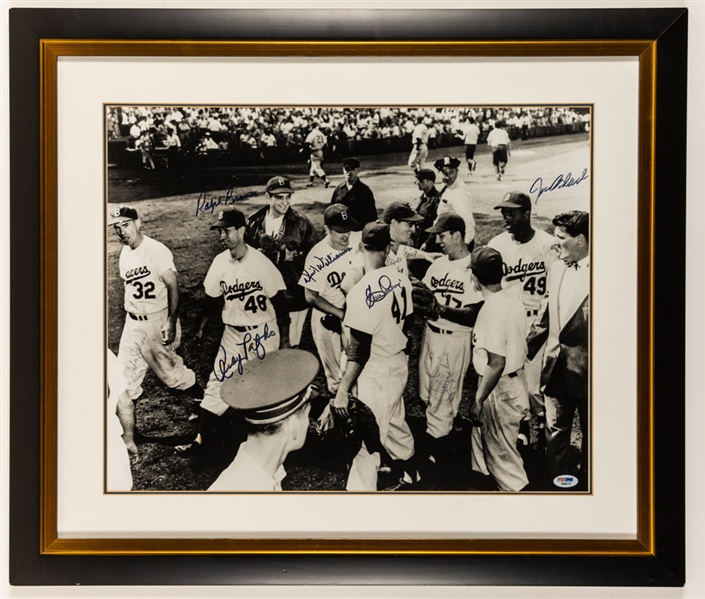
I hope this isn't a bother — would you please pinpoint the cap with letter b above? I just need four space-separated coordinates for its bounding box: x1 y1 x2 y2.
265 176 294 195
210 208 247 230
494 191 532 210
108 205 138 226
324 204 359 233
220 349 320 424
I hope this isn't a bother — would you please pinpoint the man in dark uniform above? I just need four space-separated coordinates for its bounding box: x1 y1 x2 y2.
245 176 318 347
411 168 442 250
330 157 378 231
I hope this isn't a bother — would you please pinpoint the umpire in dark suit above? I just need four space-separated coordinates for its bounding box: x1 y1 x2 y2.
330 157 378 230
527 211 589 489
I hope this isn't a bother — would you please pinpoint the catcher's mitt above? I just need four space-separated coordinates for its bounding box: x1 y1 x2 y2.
411 280 441 320
320 313 343 335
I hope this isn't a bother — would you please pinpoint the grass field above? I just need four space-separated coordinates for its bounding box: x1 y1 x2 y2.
107 132 590 492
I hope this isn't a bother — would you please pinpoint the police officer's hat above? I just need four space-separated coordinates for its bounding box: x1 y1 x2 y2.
433 156 461 171
220 349 320 424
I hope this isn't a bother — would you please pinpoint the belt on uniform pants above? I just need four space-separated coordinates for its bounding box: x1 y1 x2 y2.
128 312 148 321
427 322 453 335
231 323 262 332
526 310 538 317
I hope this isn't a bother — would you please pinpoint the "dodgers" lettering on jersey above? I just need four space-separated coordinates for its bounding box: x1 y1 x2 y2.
220 279 264 301
503 258 547 283
429 274 465 294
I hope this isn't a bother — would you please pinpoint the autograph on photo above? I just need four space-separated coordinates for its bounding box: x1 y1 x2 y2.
195 187 258 216
530 168 588 202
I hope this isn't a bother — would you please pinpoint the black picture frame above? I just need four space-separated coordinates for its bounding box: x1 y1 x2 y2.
9 7 687 586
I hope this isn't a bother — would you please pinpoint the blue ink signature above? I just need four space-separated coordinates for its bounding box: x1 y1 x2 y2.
125 331 148 382
196 187 258 216
301 246 353 284
529 169 588 202
213 323 277 382
427 351 457 400
365 275 402 309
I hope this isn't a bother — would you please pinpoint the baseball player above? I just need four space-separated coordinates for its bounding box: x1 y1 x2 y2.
245 176 317 348
433 157 476 249
408 117 430 171
486 121 511 180
332 221 418 491
108 205 203 403
456 116 481 174
299 204 361 395
417 213 484 458
176 208 291 464
469 246 530 491
209 349 319 491
488 191 559 438
303 122 330 188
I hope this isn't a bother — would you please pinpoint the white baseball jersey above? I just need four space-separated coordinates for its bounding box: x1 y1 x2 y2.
487 229 558 313
347 242 417 278
299 234 361 309
422 254 483 332
411 123 429 145
472 287 528 376
119 235 175 315
305 128 326 150
204 245 286 327
344 265 414 358
436 180 476 244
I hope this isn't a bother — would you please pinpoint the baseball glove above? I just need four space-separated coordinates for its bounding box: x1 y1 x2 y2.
320 313 343 335
411 280 441 320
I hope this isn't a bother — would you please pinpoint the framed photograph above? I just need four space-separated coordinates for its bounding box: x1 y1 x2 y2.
9 7 686 587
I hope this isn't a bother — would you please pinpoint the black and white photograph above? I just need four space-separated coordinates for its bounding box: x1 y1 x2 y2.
105 104 592 494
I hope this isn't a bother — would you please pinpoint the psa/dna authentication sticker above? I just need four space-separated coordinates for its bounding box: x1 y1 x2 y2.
553 475 579 488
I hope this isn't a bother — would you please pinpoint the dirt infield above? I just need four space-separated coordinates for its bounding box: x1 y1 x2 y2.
107 132 590 492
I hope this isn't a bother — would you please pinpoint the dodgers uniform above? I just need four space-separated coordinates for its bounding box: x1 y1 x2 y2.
408 122 430 170
299 232 361 394
344 265 416 490
117 235 196 400
470 287 530 491
436 181 476 245
200 245 286 416
304 127 327 179
419 255 483 438
488 229 558 416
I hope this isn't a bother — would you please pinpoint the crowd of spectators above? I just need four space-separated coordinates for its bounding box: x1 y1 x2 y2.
107 106 590 169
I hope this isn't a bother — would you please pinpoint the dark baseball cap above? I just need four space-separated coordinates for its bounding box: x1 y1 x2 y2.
415 168 436 182
220 349 320 424
471 246 505 281
494 191 532 210
324 204 359 233
382 202 425 224
108 205 138 225
434 156 461 170
265 176 294 195
361 221 391 251
210 208 246 229
342 157 361 170
425 212 466 236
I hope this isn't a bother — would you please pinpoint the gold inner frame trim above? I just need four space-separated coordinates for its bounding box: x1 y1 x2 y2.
39 39 657 556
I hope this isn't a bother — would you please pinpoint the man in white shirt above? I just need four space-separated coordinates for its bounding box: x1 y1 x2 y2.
469 246 531 491
408 117 430 171
486 121 512 181
456 116 481 174
303 122 331 188
209 349 319 491
433 156 476 249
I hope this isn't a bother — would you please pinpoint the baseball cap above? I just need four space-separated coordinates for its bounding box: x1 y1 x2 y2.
324 204 359 233
342 157 361 170
220 349 320 424
433 156 461 170
108 205 138 226
265 176 294 195
425 212 466 236
471 246 505 281
382 202 425 224
210 208 247 230
415 168 436 182
494 191 532 210
361 221 391 251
